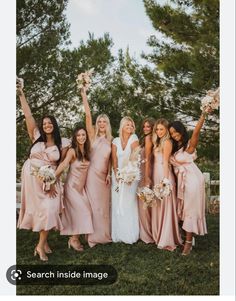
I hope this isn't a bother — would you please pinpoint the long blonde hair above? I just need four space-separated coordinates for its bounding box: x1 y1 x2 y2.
118 116 136 144
94 113 113 142
152 118 170 151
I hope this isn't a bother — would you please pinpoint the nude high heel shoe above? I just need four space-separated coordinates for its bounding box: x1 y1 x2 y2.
34 246 48 261
181 240 193 256
68 237 84 252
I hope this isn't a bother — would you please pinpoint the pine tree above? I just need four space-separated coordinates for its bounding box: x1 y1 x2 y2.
142 0 219 173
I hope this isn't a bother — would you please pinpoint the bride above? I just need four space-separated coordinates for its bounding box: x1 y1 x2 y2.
111 116 140 244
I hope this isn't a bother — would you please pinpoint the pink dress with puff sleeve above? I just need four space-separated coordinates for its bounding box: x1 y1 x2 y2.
17 128 70 232
170 146 207 235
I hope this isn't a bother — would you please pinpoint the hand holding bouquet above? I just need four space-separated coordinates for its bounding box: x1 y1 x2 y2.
115 146 141 192
137 186 156 209
76 68 94 91
16 76 24 96
31 165 56 191
153 178 172 201
200 87 220 113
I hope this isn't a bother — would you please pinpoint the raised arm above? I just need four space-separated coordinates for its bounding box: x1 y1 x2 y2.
17 86 37 141
80 87 95 140
55 148 75 179
187 113 206 154
144 135 153 187
163 140 172 179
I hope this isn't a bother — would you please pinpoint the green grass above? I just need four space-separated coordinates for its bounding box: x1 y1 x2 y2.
16 214 219 295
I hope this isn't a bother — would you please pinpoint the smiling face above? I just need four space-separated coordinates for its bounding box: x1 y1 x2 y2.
169 127 182 142
76 129 87 145
143 121 152 135
123 121 134 135
42 117 54 134
97 117 107 134
155 123 167 139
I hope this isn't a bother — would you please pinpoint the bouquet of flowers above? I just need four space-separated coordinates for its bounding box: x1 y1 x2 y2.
115 147 141 192
31 165 56 191
137 186 156 209
208 199 220 215
200 87 220 113
16 76 24 96
76 68 94 91
153 178 172 201
16 76 24 88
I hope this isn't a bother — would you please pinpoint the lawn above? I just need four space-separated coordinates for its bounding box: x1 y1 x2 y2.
16 214 219 295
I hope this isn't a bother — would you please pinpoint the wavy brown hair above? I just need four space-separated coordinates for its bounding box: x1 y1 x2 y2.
139 117 155 148
71 125 90 161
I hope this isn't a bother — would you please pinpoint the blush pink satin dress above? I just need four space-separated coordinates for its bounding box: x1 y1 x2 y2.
17 128 70 232
60 160 94 235
138 147 154 243
170 147 207 235
152 147 182 251
85 136 112 247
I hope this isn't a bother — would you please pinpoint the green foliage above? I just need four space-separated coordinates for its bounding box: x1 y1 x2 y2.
16 0 219 177
142 0 219 162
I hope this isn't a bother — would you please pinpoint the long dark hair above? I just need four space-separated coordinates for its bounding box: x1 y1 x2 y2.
71 125 90 161
169 121 189 154
29 115 62 163
139 117 155 148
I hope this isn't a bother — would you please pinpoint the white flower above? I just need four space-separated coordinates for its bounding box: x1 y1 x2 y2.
137 186 156 209
16 76 24 89
31 165 56 191
76 68 94 91
153 178 172 201
200 87 220 113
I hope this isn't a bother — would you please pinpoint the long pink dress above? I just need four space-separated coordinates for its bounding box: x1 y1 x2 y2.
138 147 154 243
60 160 94 235
152 147 182 250
17 128 70 232
85 136 112 247
170 147 207 235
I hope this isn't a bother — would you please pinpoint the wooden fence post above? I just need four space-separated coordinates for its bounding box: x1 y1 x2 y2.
203 172 211 213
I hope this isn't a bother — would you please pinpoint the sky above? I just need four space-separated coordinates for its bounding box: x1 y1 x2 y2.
65 0 165 61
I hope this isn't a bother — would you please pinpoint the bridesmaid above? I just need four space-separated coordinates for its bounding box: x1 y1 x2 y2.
80 86 112 247
17 86 70 261
151 118 182 251
55 125 94 251
169 113 208 256
138 117 155 244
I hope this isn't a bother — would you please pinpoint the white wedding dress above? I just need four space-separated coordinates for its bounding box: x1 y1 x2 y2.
111 134 139 244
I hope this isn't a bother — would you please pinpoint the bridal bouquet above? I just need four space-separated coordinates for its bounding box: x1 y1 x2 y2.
200 87 220 113
31 165 56 191
16 76 24 95
153 178 172 201
137 186 156 209
115 147 141 192
76 68 94 90
16 76 24 89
